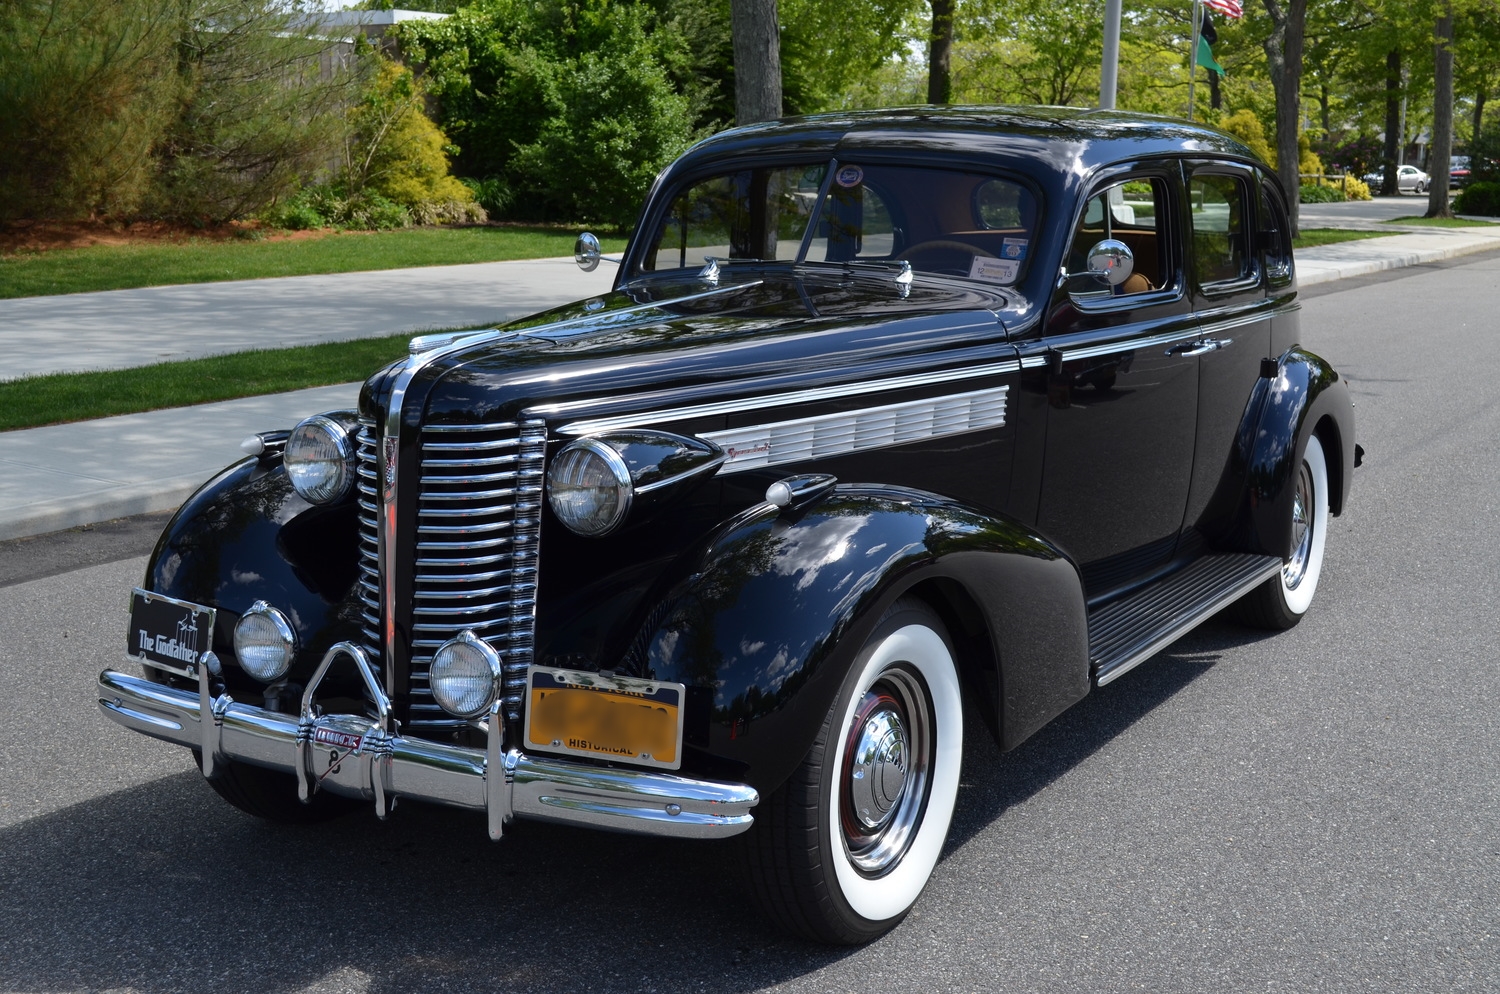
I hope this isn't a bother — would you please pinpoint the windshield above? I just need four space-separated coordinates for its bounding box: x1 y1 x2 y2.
636 160 1040 286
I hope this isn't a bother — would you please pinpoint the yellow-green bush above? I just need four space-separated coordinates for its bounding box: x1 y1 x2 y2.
1219 110 1274 166
348 58 482 223
1336 176 1371 201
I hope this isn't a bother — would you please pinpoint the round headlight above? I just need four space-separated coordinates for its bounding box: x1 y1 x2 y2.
430 631 502 719
547 438 632 536
284 414 356 504
233 601 296 683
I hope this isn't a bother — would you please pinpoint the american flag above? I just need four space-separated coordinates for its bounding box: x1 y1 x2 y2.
1201 0 1243 18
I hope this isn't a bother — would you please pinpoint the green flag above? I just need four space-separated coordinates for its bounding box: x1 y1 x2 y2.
1196 35 1225 77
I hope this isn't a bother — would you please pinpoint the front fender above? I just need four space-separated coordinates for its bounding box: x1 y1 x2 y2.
143 457 365 694
635 485 1088 796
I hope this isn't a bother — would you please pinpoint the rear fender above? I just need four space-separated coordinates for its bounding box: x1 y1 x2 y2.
1243 347 1356 556
633 485 1089 796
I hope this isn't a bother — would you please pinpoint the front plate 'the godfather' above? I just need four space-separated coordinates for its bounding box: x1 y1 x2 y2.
127 588 215 678
524 667 685 770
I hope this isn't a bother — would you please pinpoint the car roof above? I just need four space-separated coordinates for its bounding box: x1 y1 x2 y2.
677 105 1265 176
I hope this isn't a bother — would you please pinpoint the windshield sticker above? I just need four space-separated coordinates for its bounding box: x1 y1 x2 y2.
1001 237 1028 260
835 165 864 188
969 256 1019 284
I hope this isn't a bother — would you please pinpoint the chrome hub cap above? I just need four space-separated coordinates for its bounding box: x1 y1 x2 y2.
848 699 909 832
840 669 933 876
1284 460 1314 590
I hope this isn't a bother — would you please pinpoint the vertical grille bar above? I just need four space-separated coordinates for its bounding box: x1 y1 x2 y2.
355 422 382 652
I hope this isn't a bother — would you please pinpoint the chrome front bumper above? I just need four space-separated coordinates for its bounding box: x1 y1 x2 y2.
96 643 757 840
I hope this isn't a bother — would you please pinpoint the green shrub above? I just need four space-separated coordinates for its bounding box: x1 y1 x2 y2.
263 185 414 231
1300 184 1345 204
1454 181 1500 216
397 0 695 228
461 176 514 216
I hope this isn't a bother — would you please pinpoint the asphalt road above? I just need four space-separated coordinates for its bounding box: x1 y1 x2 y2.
3 252 1499 993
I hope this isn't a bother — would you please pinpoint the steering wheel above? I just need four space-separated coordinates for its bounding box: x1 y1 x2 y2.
895 239 994 260
894 239 999 276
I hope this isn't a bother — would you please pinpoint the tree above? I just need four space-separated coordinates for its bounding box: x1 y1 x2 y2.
151 0 356 222
0 0 179 220
928 0 956 103
1261 0 1308 234
730 0 781 123
954 0 1104 107
1426 4 1456 216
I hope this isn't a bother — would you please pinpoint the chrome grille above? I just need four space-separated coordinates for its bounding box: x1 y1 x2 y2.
353 418 546 732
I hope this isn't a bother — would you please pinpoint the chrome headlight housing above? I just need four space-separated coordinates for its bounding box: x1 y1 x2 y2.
430 631 503 719
547 438 633 536
233 601 296 683
284 414 357 504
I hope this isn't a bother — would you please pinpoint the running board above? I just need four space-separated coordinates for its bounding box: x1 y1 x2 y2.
1089 552 1282 687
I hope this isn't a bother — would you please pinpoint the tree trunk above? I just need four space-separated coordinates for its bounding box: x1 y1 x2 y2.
928 0 956 104
1261 0 1306 237
731 0 782 126
1382 48 1402 196
1473 91 1487 149
1426 6 1454 218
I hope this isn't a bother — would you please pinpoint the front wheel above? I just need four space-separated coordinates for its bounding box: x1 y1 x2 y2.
1232 433 1330 629
741 599 964 944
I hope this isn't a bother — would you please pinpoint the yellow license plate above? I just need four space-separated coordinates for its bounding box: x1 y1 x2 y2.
524 667 685 769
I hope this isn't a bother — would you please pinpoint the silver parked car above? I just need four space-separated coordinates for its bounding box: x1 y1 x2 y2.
1362 164 1431 194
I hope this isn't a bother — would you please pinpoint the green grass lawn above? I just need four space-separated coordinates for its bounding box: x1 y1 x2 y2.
0 225 628 300
0 335 413 431
1384 215 1500 227
1292 228 1397 249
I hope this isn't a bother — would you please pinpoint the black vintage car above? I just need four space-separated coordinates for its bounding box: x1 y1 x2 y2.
100 107 1358 944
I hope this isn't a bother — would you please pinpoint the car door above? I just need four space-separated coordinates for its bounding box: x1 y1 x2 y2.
1028 164 1201 593
1179 162 1280 542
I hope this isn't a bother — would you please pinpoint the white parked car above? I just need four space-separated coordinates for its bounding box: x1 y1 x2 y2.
1362 164 1431 194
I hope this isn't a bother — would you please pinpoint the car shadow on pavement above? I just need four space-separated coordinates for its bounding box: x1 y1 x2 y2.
943 616 1274 852
0 766 856 993
1 620 1274 994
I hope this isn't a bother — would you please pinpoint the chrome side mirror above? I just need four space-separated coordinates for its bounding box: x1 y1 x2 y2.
1086 238 1135 286
574 232 603 272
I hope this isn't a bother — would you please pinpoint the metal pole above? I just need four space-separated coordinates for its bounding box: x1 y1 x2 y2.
1186 0 1201 121
1100 0 1122 109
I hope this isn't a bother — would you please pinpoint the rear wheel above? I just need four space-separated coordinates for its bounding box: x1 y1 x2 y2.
197 753 359 824
1233 434 1330 629
741 599 964 944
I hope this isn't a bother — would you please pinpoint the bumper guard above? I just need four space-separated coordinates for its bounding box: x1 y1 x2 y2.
97 641 758 840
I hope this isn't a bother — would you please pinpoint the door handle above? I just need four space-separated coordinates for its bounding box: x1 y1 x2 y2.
1165 337 1231 357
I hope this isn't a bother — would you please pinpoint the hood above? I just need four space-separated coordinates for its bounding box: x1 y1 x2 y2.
374 267 1033 429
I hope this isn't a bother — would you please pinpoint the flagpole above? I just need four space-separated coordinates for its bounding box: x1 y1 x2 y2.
1187 0 1201 120
1100 0 1122 108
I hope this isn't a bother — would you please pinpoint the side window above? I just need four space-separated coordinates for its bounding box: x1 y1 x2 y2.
1067 177 1170 296
1190 173 1253 288
1260 182 1292 285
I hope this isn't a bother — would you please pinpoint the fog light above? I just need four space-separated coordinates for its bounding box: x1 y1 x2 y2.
233 601 296 682
430 630 502 719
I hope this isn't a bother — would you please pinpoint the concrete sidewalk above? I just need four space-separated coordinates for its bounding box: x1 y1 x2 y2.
1 256 615 382
3 227 1499 542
